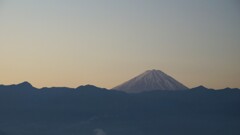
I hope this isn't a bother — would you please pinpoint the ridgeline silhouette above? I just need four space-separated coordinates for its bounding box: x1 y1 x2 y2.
0 80 239 135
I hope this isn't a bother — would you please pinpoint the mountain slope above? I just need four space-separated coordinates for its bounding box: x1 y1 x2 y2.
113 69 188 93
0 83 239 135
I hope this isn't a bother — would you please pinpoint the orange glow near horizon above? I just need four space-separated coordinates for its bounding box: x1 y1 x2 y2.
0 0 240 89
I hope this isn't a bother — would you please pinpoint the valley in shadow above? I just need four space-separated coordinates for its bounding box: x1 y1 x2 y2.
0 83 239 135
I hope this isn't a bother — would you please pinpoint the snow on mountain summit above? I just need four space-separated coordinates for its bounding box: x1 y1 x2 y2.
113 69 188 93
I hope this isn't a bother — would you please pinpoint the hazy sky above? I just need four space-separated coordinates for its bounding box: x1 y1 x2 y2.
0 0 240 89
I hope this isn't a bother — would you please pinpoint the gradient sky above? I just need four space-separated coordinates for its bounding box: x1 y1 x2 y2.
0 0 240 89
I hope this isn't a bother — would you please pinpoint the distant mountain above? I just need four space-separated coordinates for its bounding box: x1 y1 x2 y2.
0 81 35 90
0 82 240 135
0 82 239 135
191 85 211 91
113 69 188 93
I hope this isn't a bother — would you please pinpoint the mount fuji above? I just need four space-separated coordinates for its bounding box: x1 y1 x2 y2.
113 69 188 93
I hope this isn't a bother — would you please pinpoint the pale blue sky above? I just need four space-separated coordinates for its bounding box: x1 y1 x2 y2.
0 0 240 88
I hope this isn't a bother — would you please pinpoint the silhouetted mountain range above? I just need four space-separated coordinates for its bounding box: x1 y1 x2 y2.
0 81 239 135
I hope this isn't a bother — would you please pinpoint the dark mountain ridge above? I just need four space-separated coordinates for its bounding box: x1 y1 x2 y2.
0 82 239 135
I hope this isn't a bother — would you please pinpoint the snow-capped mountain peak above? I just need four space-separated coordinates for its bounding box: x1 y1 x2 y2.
113 69 188 93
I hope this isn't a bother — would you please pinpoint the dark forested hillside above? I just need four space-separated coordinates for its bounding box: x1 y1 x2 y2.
0 83 240 135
